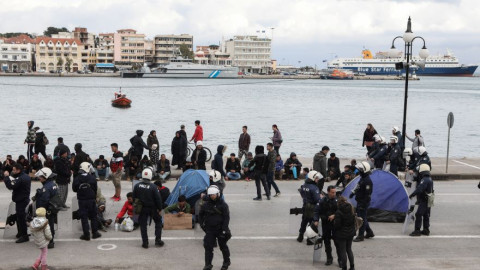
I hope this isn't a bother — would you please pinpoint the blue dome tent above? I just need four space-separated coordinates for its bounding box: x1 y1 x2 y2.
165 169 210 208
342 170 409 222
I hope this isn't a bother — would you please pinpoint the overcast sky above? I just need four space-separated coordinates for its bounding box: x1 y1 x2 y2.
1 0 479 67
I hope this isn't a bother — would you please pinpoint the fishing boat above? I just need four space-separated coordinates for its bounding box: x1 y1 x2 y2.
320 69 354 80
111 90 132 108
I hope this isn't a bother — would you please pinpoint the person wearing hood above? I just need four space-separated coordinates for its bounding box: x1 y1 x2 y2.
34 168 58 249
147 130 160 156
191 141 207 170
72 143 88 177
284 152 302 180
334 197 356 270
313 146 329 192
409 164 434 237
54 149 72 210
249 145 270 201
130 130 150 161
72 162 101 241
211 145 227 178
25 120 36 161
350 162 374 242
34 127 48 160
30 207 53 270
369 136 388 169
314 185 339 266
297 170 322 244
172 130 188 170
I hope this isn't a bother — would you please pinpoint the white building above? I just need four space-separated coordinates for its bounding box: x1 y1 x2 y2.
223 35 271 74
154 34 193 65
0 35 35 72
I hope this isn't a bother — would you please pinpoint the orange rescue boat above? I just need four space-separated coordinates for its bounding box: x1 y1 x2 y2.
112 90 132 108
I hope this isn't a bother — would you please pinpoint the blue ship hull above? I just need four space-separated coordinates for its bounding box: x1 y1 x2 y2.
341 65 478 76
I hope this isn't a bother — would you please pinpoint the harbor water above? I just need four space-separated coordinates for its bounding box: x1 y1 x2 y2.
0 76 478 159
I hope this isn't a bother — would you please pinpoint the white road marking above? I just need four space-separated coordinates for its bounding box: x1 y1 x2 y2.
453 160 480 170
97 243 117 250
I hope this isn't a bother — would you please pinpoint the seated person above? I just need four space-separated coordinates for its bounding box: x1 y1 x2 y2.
242 152 255 181
17 155 30 174
302 167 310 180
327 153 341 180
43 155 54 170
115 192 138 228
125 156 140 181
97 202 113 232
156 154 171 181
164 195 191 215
3 155 16 174
350 159 359 175
94 155 110 180
275 155 284 180
225 153 241 180
336 165 354 188
30 154 43 176
183 156 194 172
284 152 302 180
154 180 171 208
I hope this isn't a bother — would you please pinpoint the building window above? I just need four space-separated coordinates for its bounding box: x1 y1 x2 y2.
2 55 8 59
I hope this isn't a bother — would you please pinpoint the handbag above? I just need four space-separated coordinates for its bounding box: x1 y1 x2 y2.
354 215 364 232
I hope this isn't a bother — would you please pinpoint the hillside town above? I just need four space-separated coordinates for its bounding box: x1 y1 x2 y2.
0 27 283 75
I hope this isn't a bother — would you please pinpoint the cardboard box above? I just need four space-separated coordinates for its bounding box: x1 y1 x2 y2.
163 213 193 230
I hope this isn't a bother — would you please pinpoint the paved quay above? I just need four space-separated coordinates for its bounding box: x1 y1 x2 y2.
1 179 480 270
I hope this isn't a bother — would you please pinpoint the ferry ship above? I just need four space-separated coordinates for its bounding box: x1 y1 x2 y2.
327 49 478 76
121 57 238 78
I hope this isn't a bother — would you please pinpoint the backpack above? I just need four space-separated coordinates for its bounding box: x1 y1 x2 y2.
43 135 49 146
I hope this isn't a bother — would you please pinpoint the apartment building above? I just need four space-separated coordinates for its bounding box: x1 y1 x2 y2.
224 35 271 74
35 37 83 72
113 29 145 66
194 45 232 66
0 34 35 72
154 34 193 65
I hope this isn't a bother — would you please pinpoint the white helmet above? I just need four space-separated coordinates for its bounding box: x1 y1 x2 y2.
196 141 203 146
390 136 398 143
305 224 320 241
403 148 413 158
355 161 371 173
380 136 386 144
418 164 430 173
79 162 93 174
141 167 153 180
392 126 400 133
207 185 220 195
209 170 222 181
35 168 55 179
307 170 323 181
417 146 427 155
373 134 381 142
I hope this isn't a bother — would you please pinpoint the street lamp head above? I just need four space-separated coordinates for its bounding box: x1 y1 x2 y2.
419 45 429 59
403 17 415 43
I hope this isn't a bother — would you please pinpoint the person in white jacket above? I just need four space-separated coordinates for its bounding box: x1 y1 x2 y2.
30 207 52 270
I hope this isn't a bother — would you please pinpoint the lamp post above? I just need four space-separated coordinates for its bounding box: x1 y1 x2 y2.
390 17 429 149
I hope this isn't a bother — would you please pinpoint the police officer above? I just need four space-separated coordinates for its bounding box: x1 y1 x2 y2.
34 168 58 248
409 146 431 172
133 167 163 249
3 163 31 243
72 162 101 241
387 136 401 176
297 170 322 244
409 164 434 236
369 136 388 169
313 185 339 266
209 170 226 195
199 185 231 270
350 161 374 242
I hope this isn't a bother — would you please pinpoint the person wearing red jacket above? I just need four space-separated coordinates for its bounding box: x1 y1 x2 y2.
115 192 135 224
190 120 204 143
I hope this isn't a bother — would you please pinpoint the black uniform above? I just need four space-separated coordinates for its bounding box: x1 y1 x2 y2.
249 146 270 199
72 173 99 237
369 143 388 169
350 173 374 238
314 196 339 261
387 143 401 176
299 179 321 236
199 196 231 269
410 173 434 232
34 178 58 242
133 179 163 247
4 172 31 238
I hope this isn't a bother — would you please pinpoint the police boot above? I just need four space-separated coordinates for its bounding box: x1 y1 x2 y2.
306 239 314 246
297 233 304 243
409 230 421 237
421 229 430 236
92 231 102 239
365 230 375 239
47 239 54 249
221 260 231 270
203 265 213 270
349 265 355 270
325 256 333 265
155 238 165 247
353 235 364 242
80 234 90 241
142 242 149 249
15 235 29 243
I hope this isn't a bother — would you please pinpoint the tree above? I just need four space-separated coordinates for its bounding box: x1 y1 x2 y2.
179 43 194 59
65 57 73 72
43 27 69 37
0 32 33 38
56 57 64 71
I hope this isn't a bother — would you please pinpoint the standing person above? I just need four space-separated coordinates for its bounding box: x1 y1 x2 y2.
54 149 72 210
34 168 58 249
313 146 329 192
266 143 281 196
72 143 88 178
25 120 36 161
190 120 204 144
172 131 187 170
191 141 207 170
3 163 31 243
392 126 404 149
328 153 341 181
313 186 339 266
409 164 434 237
199 185 231 270
225 153 242 180
297 170 322 244
270 124 282 156
212 145 227 179
34 127 48 160
334 196 356 270
350 162 374 242
238 126 251 162
406 129 425 153
133 168 164 249
110 143 124 201
179 124 187 139
72 162 101 241
250 145 270 201
53 137 70 159
387 136 401 176
362 123 377 154
147 130 160 158
369 137 388 169
130 130 150 161
30 207 53 270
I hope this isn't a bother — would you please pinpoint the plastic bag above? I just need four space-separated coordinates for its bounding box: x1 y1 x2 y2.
120 217 134 232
